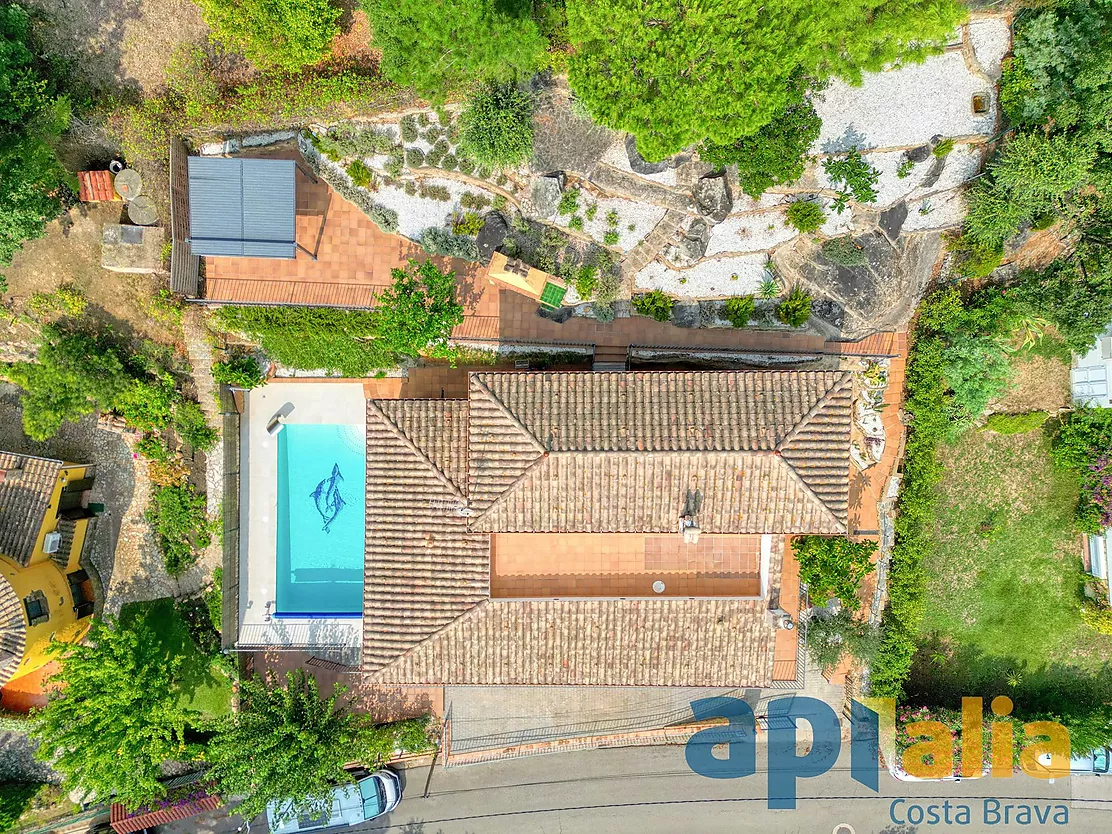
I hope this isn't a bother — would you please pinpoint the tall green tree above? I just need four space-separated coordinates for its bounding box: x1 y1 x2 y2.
700 76 822 196
207 671 431 823
362 0 545 100
195 0 341 72
0 4 70 277
373 258 464 359
566 0 965 161
31 617 203 810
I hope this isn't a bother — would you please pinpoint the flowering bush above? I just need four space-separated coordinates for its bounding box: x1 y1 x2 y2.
123 785 215 819
894 706 1022 776
1080 454 1112 533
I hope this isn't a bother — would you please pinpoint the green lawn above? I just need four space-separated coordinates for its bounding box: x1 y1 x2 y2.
907 426 1112 706
119 598 233 720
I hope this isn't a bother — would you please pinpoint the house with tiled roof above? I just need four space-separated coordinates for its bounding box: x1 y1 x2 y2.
0 452 99 706
361 369 852 688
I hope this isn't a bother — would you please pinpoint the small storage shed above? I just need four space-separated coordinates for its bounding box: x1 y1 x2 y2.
187 157 297 259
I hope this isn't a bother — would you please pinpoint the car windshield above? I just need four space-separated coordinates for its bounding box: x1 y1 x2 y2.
1095 748 1110 772
359 776 386 819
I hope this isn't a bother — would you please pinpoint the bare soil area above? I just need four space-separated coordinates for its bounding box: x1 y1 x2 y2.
4 203 183 350
989 355 1071 415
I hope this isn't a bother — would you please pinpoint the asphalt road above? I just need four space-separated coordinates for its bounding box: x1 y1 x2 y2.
353 745 1112 834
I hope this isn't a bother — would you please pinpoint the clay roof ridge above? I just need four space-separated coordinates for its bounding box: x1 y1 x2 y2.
775 371 853 453
469 374 548 454
365 598 493 676
367 399 465 501
467 452 551 530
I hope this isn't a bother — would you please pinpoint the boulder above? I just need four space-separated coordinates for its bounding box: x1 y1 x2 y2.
671 301 702 329
692 174 732 222
475 212 510 265
529 174 564 218
665 219 711 266
905 144 932 163
878 201 909 243
625 135 670 175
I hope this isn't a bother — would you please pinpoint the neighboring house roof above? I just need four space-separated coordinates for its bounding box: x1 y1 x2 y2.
0 452 64 567
0 572 26 687
186 157 297 259
467 371 852 534
364 400 489 673
363 370 852 685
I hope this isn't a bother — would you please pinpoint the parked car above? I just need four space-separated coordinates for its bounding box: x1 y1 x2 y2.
1038 747 1111 775
266 770 402 833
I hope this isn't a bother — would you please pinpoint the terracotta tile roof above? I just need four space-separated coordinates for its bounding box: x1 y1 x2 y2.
0 452 64 567
0 573 26 687
364 400 489 673
368 596 776 687
467 371 852 534
78 170 116 202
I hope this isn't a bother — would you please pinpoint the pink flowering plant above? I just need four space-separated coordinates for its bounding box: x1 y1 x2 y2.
122 783 216 818
894 705 1022 776
1080 454 1112 533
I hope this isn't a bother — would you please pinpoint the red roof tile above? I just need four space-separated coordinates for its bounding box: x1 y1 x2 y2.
78 170 116 203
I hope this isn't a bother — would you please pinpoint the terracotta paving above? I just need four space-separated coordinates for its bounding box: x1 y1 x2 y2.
772 538 801 682
490 533 761 598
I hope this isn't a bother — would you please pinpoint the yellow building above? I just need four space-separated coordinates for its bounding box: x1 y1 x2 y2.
0 451 98 695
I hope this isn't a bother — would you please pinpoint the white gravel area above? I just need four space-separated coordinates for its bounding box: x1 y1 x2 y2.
814 52 996 151
732 191 786 213
705 209 798 256
599 140 679 186
820 198 856 236
904 189 968 232
635 254 768 297
371 176 494 240
555 194 666 252
910 144 984 198
969 17 1011 80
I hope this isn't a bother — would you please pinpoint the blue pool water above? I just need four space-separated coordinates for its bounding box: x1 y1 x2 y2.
276 424 365 616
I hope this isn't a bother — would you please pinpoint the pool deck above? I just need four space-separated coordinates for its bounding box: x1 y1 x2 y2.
238 380 367 650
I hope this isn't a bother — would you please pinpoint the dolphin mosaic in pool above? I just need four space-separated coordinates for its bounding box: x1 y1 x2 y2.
310 463 346 533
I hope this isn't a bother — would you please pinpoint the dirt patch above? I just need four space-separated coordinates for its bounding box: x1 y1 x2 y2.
330 9 377 66
1009 226 1067 272
25 0 208 97
3 203 183 351
989 355 1071 415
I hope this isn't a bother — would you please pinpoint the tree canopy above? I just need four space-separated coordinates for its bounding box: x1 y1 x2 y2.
566 0 965 161
31 617 203 809
207 671 431 823
362 0 545 100
371 258 464 359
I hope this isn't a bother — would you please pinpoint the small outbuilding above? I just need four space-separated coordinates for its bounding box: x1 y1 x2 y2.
186 157 297 259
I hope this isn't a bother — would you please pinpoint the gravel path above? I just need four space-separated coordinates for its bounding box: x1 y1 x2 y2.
968 17 1012 80
635 254 768 298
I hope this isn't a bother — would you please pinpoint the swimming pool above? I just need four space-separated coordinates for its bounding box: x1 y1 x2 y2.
275 424 365 616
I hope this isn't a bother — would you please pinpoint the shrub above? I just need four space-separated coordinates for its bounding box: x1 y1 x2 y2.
723 295 755 328
932 137 954 157
568 215 583 231
195 0 340 71
27 285 87 320
457 156 476 175
346 159 373 188
785 200 824 233
419 183 451 202
896 158 915 179
821 236 867 267
759 275 780 299
807 607 881 674
940 334 1012 428
557 188 580 216
632 290 674 322
948 232 1003 279
213 354 266 389
458 83 535 168
823 148 879 212
983 411 1048 434
439 153 457 171
700 77 821 196
399 115 418 142
593 302 615 323
1014 248 1112 354
492 194 508 211
369 258 465 360
602 229 619 246
420 226 480 261
776 285 812 326
793 536 877 610
574 264 598 298
147 484 212 576
459 192 491 211
1081 601 1112 635
453 212 484 237
172 400 219 452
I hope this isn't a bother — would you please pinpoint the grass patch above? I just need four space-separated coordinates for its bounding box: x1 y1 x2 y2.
905 428 1112 706
118 598 232 720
